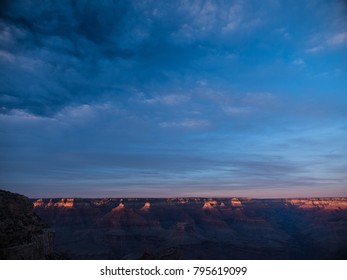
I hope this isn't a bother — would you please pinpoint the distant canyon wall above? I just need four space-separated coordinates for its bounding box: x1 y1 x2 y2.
31 196 347 260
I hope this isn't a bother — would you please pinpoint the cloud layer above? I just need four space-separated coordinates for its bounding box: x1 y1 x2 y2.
0 0 346 197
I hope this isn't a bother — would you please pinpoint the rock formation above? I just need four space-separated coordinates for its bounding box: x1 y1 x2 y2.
112 202 125 211
33 198 45 208
0 190 54 259
24 196 347 260
231 197 242 207
141 202 151 211
33 198 92 209
54 198 74 208
202 200 218 209
286 198 347 210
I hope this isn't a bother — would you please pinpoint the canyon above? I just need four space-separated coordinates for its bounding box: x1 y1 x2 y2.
31 196 347 260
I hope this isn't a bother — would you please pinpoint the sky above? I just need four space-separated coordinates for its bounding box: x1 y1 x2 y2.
0 0 347 198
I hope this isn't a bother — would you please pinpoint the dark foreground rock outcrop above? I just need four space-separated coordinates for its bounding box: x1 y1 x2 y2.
0 190 54 259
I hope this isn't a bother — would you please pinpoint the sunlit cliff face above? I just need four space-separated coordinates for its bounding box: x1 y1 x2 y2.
231 198 242 207
112 202 125 211
33 198 75 208
55 198 74 208
32 197 347 213
47 199 54 207
202 200 218 209
201 198 244 210
286 198 347 210
33 198 95 208
141 202 151 211
33 198 44 208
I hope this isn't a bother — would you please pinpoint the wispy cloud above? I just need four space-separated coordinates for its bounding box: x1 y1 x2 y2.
306 46 324 53
306 32 347 53
3 109 49 121
327 32 347 46
139 94 190 106
292 58 306 66
222 106 251 115
0 50 15 61
159 119 210 129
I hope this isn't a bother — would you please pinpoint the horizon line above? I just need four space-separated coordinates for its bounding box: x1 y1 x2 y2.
29 196 347 200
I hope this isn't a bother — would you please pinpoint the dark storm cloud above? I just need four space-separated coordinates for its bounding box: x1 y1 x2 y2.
0 0 272 117
0 0 139 116
0 0 132 55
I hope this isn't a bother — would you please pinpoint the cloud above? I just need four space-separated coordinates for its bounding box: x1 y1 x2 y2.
292 58 306 66
0 1 139 117
140 0 266 45
159 119 210 129
1 0 347 197
306 46 324 53
171 1 244 41
306 32 347 53
327 32 347 46
0 50 15 61
160 94 190 105
0 0 275 119
138 93 190 106
0 109 49 122
222 106 251 115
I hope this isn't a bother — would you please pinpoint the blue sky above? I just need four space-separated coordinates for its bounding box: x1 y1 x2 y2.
0 0 346 198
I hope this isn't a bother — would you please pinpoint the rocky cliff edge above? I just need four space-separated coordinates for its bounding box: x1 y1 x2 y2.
0 189 54 259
